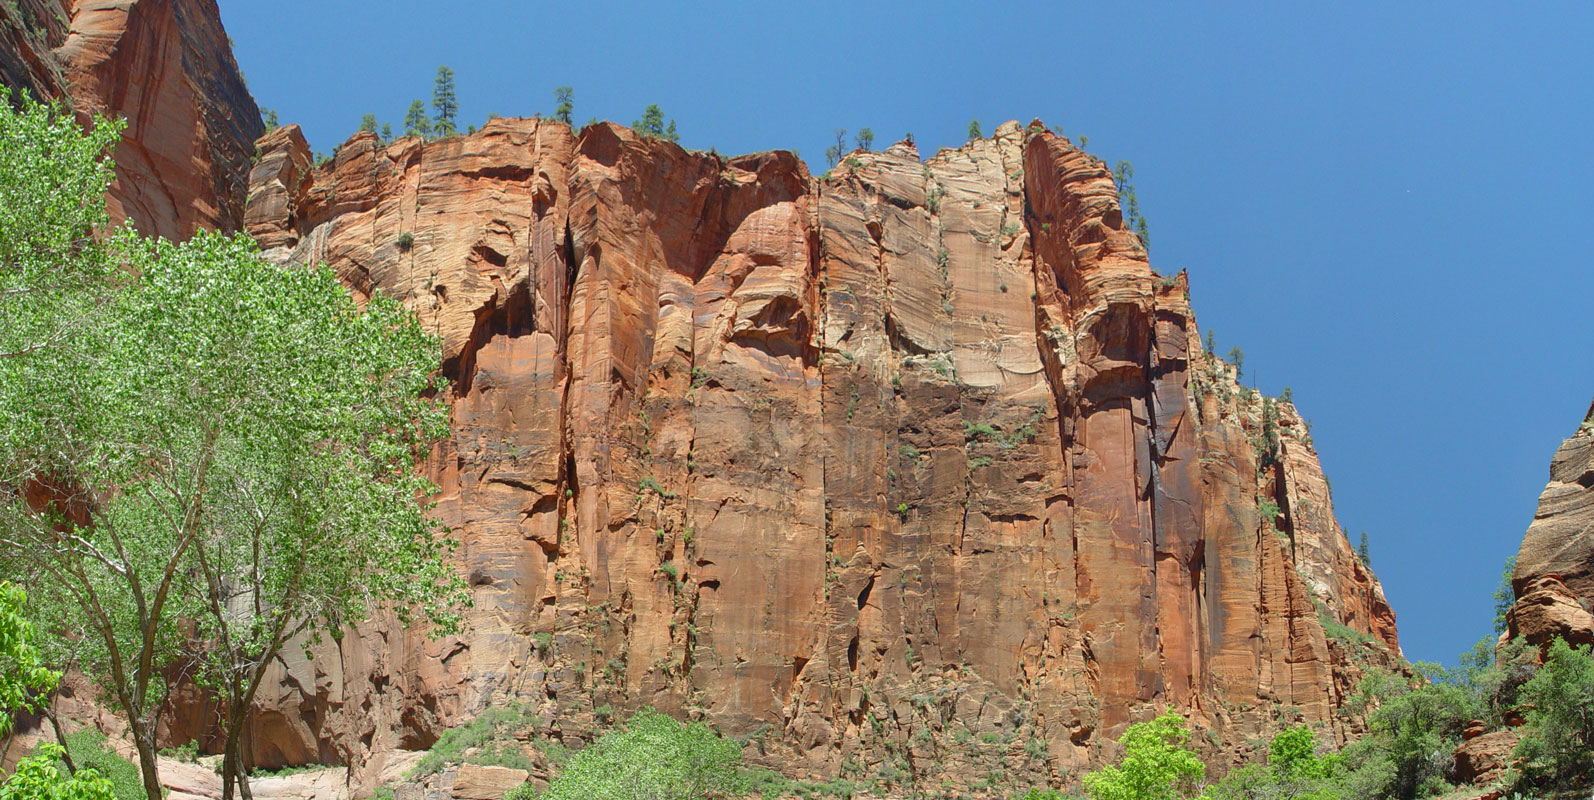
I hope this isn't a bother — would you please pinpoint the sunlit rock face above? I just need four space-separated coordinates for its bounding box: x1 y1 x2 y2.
234 117 1399 789
1509 401 1594 649
1 0 261 239
4 3 1403 787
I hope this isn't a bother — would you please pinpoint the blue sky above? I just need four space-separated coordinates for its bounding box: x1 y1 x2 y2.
221 0 1594 665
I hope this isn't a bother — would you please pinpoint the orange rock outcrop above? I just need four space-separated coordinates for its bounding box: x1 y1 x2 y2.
228 119 1401 789
1508 401 1594 648
1 0 261 239
5 5 1404 788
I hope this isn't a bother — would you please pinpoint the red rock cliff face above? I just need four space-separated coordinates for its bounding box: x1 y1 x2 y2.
0 0 261 239
235 119 1401 788
1507 401 1594 649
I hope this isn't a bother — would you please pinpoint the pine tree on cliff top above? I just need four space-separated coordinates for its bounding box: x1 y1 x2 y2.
404 99 431 140
554 86 574 125
432 65 457 136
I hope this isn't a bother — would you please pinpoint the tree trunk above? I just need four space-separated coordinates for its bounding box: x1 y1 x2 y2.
44 703 77 774
130 723 164 800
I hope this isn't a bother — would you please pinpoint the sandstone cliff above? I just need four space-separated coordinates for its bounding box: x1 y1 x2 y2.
224 119 1401 790
2 5 1404 787
0 0 261 239
1507 401 1594 648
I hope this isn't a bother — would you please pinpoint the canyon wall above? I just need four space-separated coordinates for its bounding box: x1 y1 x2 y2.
2 5 1405 790
0 0 261 239
1507 401 1594 648
229 119 1400 789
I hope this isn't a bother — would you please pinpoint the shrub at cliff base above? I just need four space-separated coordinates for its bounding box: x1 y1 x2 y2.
1083 713 1205 800
0 743 115 800
510 708 740 800
1513 638 1594 792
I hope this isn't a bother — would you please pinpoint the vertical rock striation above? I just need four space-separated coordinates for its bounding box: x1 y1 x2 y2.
0 0 261 239
1508 402 1594 648
237 119 1401 789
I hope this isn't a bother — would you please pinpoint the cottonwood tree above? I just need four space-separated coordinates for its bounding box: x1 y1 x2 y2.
0 88 124 364
0 93 465 800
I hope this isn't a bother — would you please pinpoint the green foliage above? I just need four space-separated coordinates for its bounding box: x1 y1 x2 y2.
380 122 393 142
358 113 377 134
262 108 279 128
1358 532 1372 568
1112 160 1150 251
1226 347 1245 380
1083 713 1205 800
1204 330 1217 355
634 104 677 141
1513 638 1594 791
0 743 115 800
432 65 458 136
409 704 541 779
1354 663 1484 798
1492 555 1515 636
553 86 574 125
540 708 741 800
0 88 124 365
854 127 874 152
968 118 983 141
61 730 143 800
0 582 58 732
404 99 431 139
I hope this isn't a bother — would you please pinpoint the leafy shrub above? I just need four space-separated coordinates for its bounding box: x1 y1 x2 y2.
1082 713 1204 800
60 730 142 800
1 743 115 800
1513 638 1594 791
541 708 740 800
408 704 540 779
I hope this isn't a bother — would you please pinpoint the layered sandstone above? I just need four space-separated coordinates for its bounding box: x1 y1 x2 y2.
0 0 261 239
1508 401 1594 647
228 119 1401 790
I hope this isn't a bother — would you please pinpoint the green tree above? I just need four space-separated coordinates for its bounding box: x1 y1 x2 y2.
855 127 874 152
0 97 463 798
1226 346 1245 380
1204 330 1216 355
665 118 679 143
431 65 458 136
0 88 124 364
0 582 58 732
1083 713 1205 800
553 86 574 125
380 122 393 142
261 108 278 128
0 743 115 800
634 104 671 139
968 118 983 141
1513 638 1594 791
358 113 377 134
538 708 741 800
1113 160 1150 251
1492 555 1516 635
1358 532 1371 567
1355 664 1480 799
404 99 431 139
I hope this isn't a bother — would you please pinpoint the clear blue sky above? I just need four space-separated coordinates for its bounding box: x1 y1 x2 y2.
221 0 1594 665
